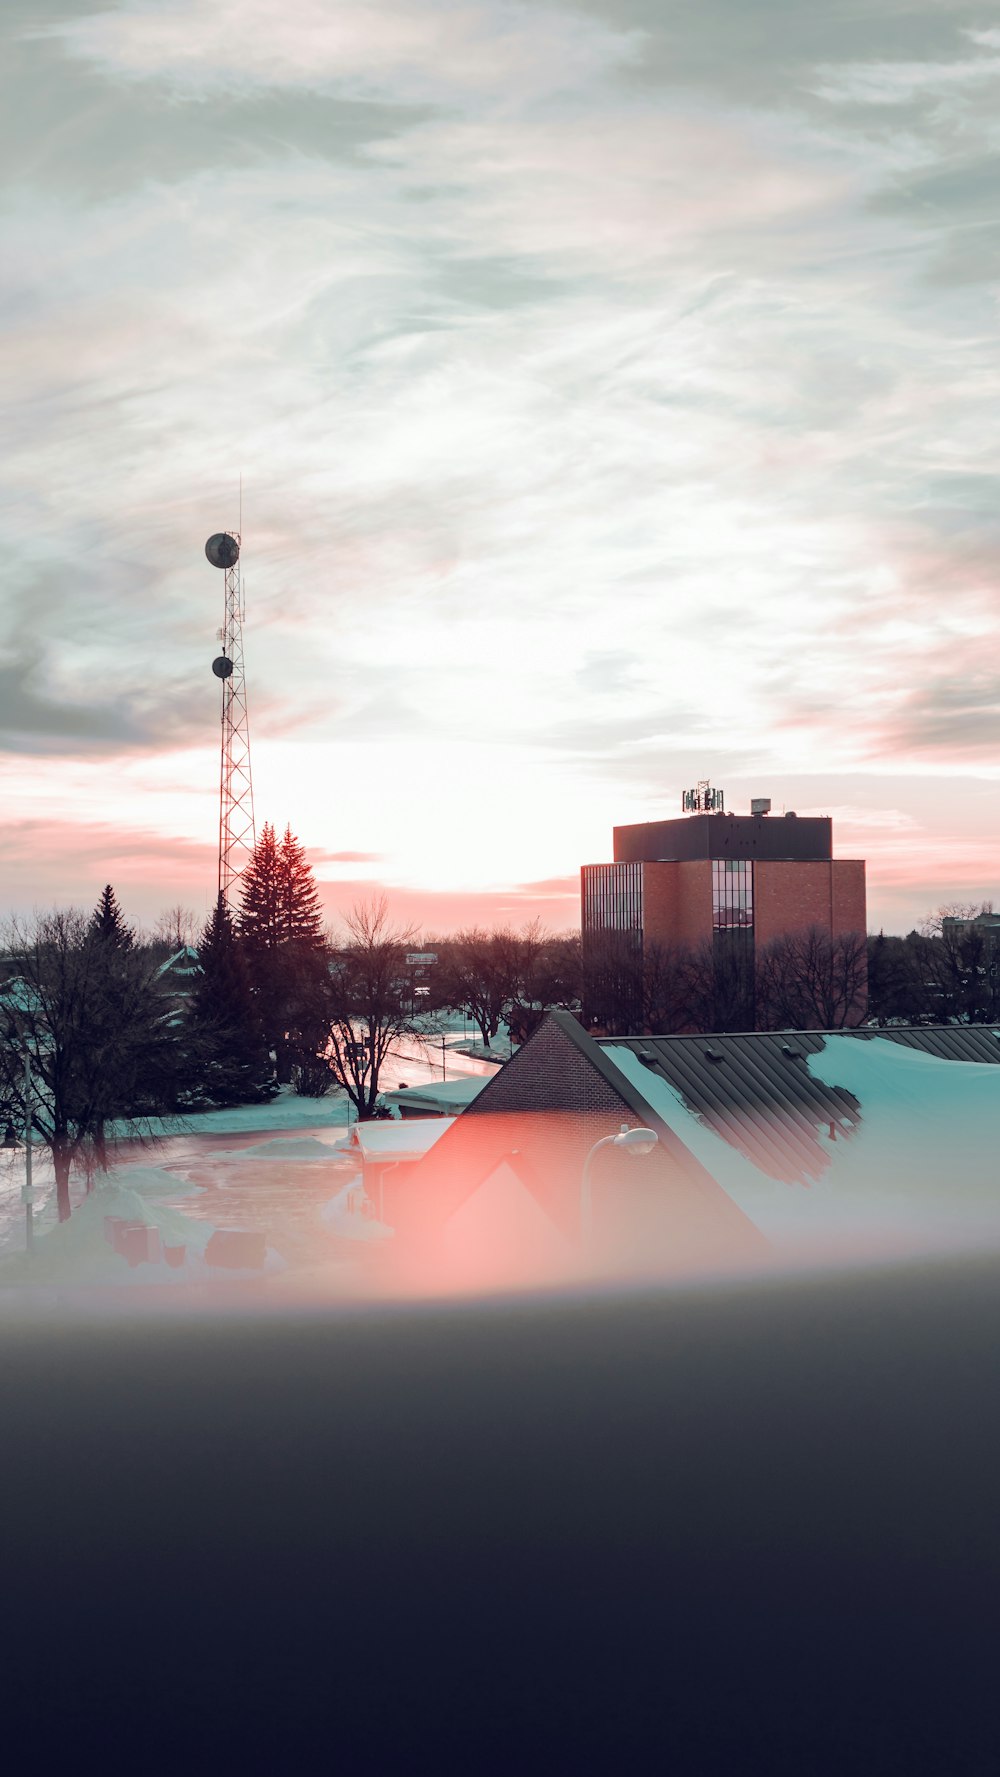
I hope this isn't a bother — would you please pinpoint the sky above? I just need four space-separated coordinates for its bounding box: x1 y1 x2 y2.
2 0 1000 938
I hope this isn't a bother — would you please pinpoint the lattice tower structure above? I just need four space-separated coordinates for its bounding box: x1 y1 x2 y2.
207 530 256 908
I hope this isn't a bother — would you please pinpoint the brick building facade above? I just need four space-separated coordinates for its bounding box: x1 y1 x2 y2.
582 798 866 1031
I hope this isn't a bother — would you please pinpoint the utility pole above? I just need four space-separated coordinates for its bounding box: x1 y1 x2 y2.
22 1050 35 1255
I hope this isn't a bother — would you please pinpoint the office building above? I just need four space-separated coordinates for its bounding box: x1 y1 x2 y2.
581 784 866 1030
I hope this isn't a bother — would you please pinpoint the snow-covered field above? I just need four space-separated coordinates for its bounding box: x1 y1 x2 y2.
9 1020 997 1306
0 1021 499 1297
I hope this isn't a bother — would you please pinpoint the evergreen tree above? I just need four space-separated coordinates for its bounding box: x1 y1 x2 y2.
89 884 134 950
238 823 324 948
237 822 327 1082
237 823 282 948
278 826 324 946
190 895 274 1105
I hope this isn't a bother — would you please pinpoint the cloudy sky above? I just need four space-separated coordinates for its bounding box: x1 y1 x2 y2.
3 0 1000 936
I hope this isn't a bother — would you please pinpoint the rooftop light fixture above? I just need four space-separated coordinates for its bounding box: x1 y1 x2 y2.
580 1123 660 1246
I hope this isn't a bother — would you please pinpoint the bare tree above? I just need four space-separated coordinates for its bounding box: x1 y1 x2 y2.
918 901 994 939
866 933 921 1026
154 905 199 950
908 922 1000 1024
756 928 868 1030
679 938 756 1034
581 929 643 1035
0 911 182 1222
525 931 582 1009
324 898 422 1120
435 923 542 1048
639 940 691 1034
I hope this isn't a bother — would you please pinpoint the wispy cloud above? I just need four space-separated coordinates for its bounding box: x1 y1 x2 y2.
32 0 643 104
3 1 1000 930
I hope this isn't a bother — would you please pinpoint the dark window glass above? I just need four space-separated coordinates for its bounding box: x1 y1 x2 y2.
583 863 643 935
712 859 753 929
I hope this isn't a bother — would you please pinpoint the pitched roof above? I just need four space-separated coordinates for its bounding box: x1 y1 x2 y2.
385 1010 763 1258
599 1026 1000 1188
463 1008 727 1190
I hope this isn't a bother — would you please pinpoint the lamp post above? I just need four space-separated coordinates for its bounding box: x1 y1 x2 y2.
581 1122 659 1250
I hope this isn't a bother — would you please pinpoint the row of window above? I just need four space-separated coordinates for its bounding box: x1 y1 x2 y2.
582 860 754 934
582 863 643 934
712 859 753 930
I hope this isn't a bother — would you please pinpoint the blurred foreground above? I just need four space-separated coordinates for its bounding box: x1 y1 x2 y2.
2 1256 999 1773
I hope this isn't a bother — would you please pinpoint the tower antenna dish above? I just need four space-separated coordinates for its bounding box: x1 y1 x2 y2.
206 526 255 906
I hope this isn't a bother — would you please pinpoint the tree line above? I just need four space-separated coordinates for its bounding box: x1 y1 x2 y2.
866 904 1000 1027
584 928 869 1036
2 827 996 1228
0 828 584 1222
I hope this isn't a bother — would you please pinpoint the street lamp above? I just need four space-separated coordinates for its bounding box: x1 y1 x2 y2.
581 1122 659 1249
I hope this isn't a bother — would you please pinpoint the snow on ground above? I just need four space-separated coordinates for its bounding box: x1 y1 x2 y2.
107 1085 355 1142
0 1024 483 1258
0 1176 288 1291
319 1176 394 1243
607 1041 1000 1264
235 1135 348 1160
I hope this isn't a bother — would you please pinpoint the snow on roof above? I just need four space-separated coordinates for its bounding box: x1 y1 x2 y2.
805 1035 1000 1206
336 1118 456 1161
379 1077 488 1113
604 1039 1000 1259
0 976 43 1013
156 947 201 979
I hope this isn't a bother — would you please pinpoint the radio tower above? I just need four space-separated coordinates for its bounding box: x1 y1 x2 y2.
206 529 256 907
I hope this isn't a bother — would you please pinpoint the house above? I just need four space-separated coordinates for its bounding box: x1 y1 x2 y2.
382 1011 765 1287
333 1117 457 1222
155 946 201 1025
381 1011 1000 1286
378 1075 490 1119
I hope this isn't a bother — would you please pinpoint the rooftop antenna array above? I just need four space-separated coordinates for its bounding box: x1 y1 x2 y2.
206 523 256 907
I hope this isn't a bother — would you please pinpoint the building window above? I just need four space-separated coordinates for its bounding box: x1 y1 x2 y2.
712 859 753 930
582 863 643 935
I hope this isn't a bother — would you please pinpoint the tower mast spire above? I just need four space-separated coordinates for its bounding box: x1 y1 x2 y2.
206 529 256 908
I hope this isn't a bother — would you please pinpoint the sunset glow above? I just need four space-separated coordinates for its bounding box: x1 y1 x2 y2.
4 2 1000 933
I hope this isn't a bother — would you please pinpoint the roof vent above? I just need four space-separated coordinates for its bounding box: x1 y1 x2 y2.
703 1046 724 1063
635 1046 658 1064
781 1043 803 1059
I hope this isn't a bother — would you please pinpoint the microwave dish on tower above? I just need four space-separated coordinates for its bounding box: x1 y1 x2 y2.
206 527 255 907
205 532 240 570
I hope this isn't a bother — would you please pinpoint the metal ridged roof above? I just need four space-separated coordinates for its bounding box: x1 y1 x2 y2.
599 1026 1000 1187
